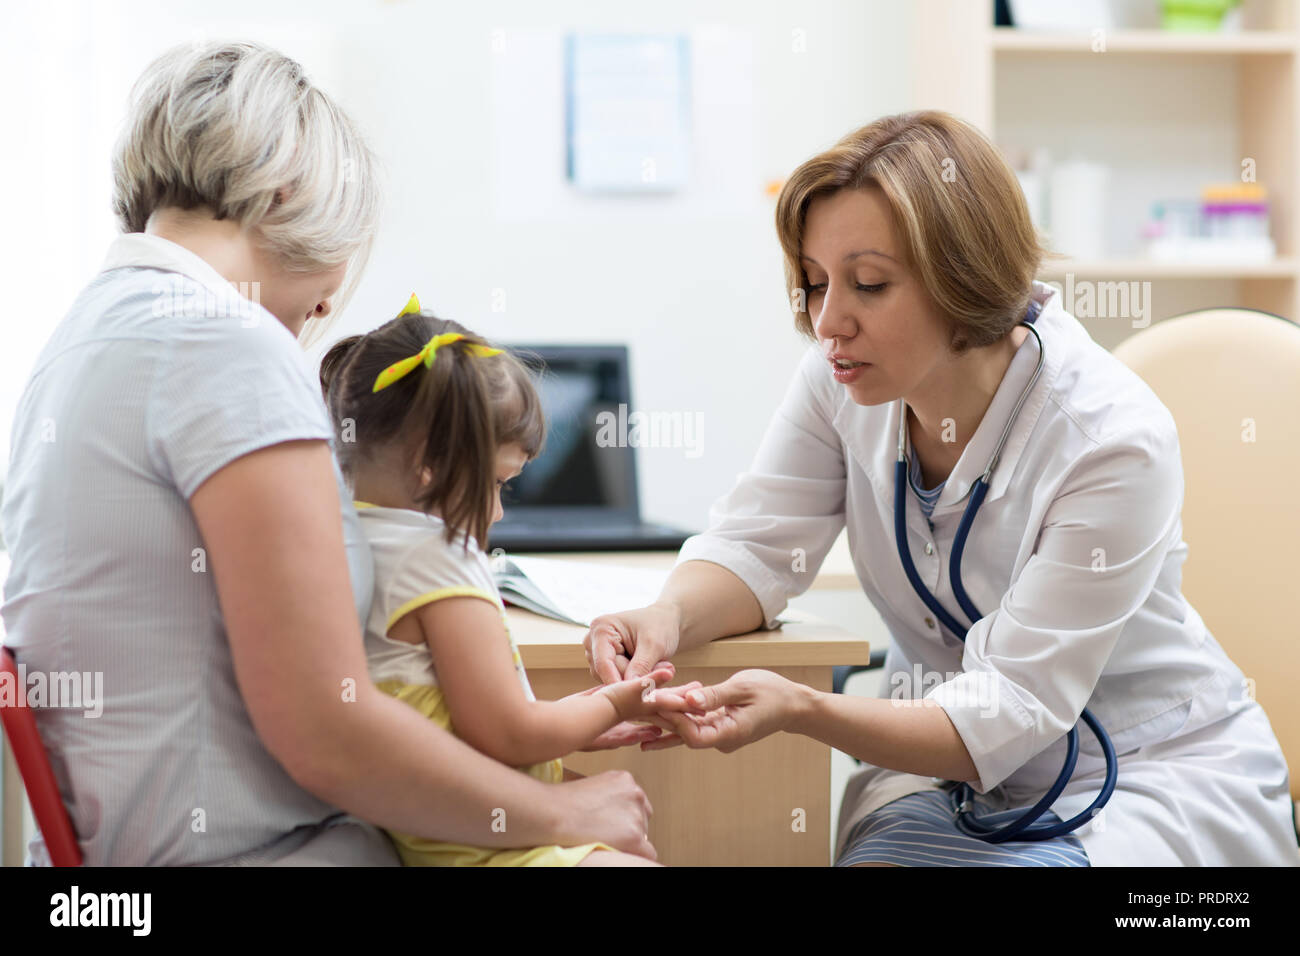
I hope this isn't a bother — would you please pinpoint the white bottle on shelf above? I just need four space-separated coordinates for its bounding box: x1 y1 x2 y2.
1048 157 1110 260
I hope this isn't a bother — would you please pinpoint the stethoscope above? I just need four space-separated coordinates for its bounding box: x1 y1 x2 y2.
892 312 1118 842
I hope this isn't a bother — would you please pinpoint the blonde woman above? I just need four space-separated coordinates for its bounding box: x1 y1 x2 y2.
586 111 1300 867
2 41 656 866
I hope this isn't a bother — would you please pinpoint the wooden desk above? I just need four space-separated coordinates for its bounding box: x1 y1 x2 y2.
510 546 869 866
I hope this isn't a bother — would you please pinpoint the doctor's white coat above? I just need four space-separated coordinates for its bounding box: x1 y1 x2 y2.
673 280 1298 866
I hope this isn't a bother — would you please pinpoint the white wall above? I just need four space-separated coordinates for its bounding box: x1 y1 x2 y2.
0 0 912 530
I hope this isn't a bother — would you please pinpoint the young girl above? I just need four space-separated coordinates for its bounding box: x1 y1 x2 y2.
319 295 696 867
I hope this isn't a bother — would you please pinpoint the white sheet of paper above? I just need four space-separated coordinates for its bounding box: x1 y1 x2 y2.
495 553 799 628
498 554 671 626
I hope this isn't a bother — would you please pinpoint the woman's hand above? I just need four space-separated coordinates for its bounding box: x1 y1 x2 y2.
584 603 683 685
554 770 658 860
641 669 813 754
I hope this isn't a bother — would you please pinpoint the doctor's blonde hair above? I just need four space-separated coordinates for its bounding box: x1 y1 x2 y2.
111 40 381 344
776 110 1057 353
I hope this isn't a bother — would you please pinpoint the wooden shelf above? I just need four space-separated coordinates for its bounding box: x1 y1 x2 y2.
992 28 1297 55
1038 258 1299 280
912 0 1300 323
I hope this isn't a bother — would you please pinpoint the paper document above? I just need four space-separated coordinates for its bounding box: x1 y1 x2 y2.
492 553 795 628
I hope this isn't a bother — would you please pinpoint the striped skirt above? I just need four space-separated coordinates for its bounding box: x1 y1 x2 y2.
835 786 1091 867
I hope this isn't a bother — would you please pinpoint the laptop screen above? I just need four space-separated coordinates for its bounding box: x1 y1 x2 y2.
498 344 639 520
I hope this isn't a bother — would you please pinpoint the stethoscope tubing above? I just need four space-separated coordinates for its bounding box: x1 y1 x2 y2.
891 317 1119 842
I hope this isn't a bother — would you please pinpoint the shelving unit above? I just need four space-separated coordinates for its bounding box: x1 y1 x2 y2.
911 0 1300 347
991 27 1296 53
1037 257 1299 279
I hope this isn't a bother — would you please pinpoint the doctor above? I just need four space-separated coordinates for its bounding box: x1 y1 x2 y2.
585 110 1300 867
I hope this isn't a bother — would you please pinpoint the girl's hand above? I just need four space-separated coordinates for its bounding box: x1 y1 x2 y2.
560 660 676 702
563 663 700 750
596 670 704 724
585 603 683 685
640 669 809 754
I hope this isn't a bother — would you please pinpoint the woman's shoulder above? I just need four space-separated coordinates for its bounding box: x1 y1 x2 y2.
1040 305 1180 456
71 257 324 415
23 262 288 386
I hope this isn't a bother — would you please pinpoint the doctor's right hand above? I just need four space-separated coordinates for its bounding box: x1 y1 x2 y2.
585 602 682 685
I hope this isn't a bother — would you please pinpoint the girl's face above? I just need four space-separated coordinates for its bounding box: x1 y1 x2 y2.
800 186 953 407
420 442 527 524
492 442 528 524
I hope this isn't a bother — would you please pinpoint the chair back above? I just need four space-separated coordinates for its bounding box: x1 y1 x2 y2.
1111 308 1300 800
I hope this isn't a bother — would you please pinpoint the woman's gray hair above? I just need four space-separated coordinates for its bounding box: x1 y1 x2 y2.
111 40 382 335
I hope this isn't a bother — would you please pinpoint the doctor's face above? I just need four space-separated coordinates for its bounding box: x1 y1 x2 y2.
800 186 953 406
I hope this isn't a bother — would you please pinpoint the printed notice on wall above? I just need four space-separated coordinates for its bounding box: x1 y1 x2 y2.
564 33 691 193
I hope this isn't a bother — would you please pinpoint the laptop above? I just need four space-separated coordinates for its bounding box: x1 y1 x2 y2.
487 344 696 552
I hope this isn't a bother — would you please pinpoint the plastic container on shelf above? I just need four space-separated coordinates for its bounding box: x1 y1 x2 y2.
1204 202 1269 238
1008 0 1115 31
1155 199 1203 239
1159 0 1240 32
1201 182 1269 239
1048 158 1109 259
1004 143 1051 234
1143 184 1274 263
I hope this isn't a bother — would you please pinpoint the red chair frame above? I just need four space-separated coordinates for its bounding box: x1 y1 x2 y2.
1 646 82 865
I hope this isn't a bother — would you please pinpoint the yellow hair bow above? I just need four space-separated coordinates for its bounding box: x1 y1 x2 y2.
372 293 504 393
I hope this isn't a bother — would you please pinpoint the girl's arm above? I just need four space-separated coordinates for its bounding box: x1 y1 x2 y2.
412 596 691 768
191 439 655 857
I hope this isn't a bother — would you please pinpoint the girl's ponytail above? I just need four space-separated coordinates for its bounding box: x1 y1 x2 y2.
409 342 499 550
322 307 544 552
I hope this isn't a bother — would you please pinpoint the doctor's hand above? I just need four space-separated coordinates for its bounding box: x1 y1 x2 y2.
585 602 683 685
640 669 807 755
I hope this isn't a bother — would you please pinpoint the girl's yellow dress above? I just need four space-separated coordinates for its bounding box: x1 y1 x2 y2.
355 502 612 867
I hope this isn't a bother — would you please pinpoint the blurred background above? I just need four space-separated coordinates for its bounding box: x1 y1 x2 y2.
3 0 1295 533
0 0 911 532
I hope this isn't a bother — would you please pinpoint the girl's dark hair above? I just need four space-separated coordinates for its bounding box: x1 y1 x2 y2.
320 309 545 551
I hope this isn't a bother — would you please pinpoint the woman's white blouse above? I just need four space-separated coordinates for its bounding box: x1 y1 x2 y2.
674 280 1298 866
